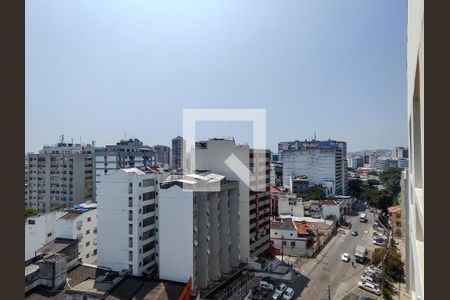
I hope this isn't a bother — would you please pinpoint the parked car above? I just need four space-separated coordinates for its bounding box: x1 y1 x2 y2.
358 281 381 296
351 230 358 236
366 266 382 274
361 275 379 288
259 281 274 290
373 239 386 246
341 253 351 262
282 287 295 300
271 291 282 300
274 283 288 295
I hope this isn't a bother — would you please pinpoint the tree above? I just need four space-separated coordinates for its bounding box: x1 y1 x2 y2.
379 272 397 300
379 167 402 199
25 208 37 219
348 179 363 198
301 186 326 201
325 215 337 222
365 189 395 214
367 179 380 186
371 248 385 266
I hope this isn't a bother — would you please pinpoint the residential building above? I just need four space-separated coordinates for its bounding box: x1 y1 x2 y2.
374 158 399 171
348 156 363 169
395 147 409 159
171 136 185 170
388 205 402 237
153 144 171 167
159 172 240 296
404 0 424 298
26 142 94 212
320 200 341 221
280 139 348 195
290 175 309 195
269 185 281 216
398 158 409 169
278 193 304 217
25 202 98 265
194 138 271 261
96 167 166 277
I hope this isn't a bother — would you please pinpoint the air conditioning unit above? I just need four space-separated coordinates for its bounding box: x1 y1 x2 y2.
194 240 199 246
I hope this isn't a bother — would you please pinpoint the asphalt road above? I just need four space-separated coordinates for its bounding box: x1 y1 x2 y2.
289 201 382 300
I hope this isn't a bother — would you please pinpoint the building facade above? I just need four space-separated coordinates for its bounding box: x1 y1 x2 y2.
153 145 171 167
171 136 185 170
26 143 94 212
278 193 304 217
404 0 424 298
25 202 98 265
158 172 240 295
280 140 348 195
96 167 166 277
194 138 271 261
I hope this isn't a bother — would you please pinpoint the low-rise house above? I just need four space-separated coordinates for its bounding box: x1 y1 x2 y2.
388 205 402 237
278 193 304 217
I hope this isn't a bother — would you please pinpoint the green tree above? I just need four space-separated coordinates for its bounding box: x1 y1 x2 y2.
348 179 363 198
25 208 37 219
379 272 397 300
366 189 395 214
367 179 380 186
301 186 326 201
379 167 402 199
371 248 385 266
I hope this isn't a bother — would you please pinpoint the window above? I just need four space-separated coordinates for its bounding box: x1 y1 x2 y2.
142 191 156 201
128 210 133 221
86 253 90 258
28 220 35 225
129 224 133 234
87 217 91 222
142 178 155 187
143 216 155 227
291 241 295 247
142 228 155 240
282 241 287 246
129 265 133 273
143 254 155 266
86 230 90 235
143 204 155 214
129 237 133 248
86 241 90 247
129 251 133 261
143 241 155 253
93 249 97 255
47 232 52 237
128 197 133 207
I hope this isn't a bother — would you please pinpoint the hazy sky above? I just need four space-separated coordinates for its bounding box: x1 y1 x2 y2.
26 0 407 153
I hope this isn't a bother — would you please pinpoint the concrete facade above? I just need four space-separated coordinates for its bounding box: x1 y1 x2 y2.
171 136 185 170
194 138 271 261
278 193 304 217
158 172 240 294
26 143 94 213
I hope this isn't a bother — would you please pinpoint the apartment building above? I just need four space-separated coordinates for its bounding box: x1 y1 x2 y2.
158 172 240 295
96 167 166 277
278 193 304 217
280 139 348 195
404 0 424 298
194 138 271 261
25 202 98 265
26 143 94 212
153 144 171 167
171 136 185 170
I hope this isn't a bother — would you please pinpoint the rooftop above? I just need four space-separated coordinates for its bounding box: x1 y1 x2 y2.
320 200 338 206
35 238 77 257
270 218 296 231
388 205 402 213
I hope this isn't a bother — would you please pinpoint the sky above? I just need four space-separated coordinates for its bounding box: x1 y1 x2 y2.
25 0 407 153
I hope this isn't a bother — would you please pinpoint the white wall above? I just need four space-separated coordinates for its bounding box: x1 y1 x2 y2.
322 204 340 220
158 185 194 283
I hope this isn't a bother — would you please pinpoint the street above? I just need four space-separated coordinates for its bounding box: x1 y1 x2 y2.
288 201 381 300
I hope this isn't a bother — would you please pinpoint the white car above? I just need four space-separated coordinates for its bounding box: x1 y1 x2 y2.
259 281 274 290
358 281 381 296
361 275 379 288
282 287 294 300
341 253 351 262
271 291 282 300
366 266 382 274
275 283 288 295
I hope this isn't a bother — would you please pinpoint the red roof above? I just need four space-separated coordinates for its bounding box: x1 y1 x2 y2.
388 205 402 213
270 185 281 194
320 200 338 206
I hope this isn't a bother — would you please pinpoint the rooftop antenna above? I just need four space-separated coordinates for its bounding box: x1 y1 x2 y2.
61 134 64 143
314 131 317 141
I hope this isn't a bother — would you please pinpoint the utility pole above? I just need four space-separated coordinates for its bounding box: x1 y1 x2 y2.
327 285 331 300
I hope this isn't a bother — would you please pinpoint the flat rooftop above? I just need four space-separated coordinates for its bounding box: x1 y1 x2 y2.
104 277 185 300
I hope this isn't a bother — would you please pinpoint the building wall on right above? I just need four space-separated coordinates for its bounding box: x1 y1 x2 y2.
405 0 424 298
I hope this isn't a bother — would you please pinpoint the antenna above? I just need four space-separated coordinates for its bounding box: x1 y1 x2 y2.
61 134 64 143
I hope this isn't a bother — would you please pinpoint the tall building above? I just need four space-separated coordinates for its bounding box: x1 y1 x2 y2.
280 139 348 195
404 0 424 298
159 172 240 295
26 142 94 212
96 167 166 277
194 138 271 261
171 136 185 170
94 138 156 201
153 145 171 167
395 146 409 159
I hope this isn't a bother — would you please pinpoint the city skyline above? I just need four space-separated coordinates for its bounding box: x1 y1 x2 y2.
26 0 407 153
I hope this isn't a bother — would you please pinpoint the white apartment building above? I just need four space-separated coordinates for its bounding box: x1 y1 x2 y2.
158 172 240 295
96 167 166 277
404 0 424 298
25 202 98 265
281 140 348 195
26 142 94 212
194 138 271 261
278 193 304 217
